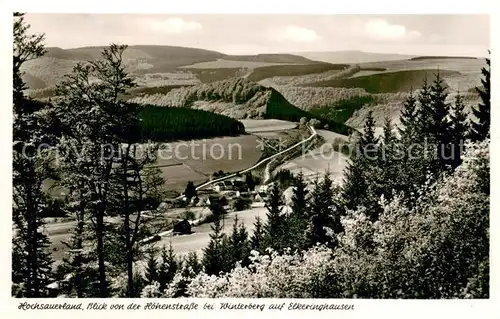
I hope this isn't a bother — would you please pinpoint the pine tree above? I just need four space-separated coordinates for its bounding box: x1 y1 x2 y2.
470 54 491 142
342 111 379 215
183 251 202 276
286 171 309 250
250 216 264 252
416 77 434 139
342 159 367 211
307 173 340 248
158 244 177 290
291 171 308 220
382 116 394 147
398 89 418 143
202 213 227 275
12 12 54 297
429 71 453 171
449 93 470 168
379 116 398 199
359 110 378 161
263 183 285 251
405 76 443 195
228 215 250 268
144 250 159 285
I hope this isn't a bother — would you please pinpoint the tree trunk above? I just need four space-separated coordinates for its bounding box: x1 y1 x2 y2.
125 212 134 297
126 238 134 297
96 210 108 297
75 195 85 298
27 163 40 297
123 145 134 297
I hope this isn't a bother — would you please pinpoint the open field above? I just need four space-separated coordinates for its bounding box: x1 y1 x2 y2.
272 128 349 185
153 135 263 189
241 119 297 132
279 146 349 185
349 70 389 78
154 207 268 256
160 165 208 192
180 59 291 69
154 135 262 167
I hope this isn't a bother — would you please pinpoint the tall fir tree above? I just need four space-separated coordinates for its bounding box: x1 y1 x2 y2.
379 116 399 200
286 171 309 250
202 212 228 275
396 84 432 202
342 110 379 215
12 12 54 297
398 89 419 144
143 250 159 285
182 251 202 276
429 71 453 171
470 54 491 142
158 243 177 290
415 77 434 139
250 216 264 252
307 173 341 248
449 93 470 168
228 215 251 268
263 183 285 251
359 110 378 160
405 76 442 196
342 158 367 211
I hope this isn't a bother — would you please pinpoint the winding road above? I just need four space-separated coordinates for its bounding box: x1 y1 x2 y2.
194 124 317 191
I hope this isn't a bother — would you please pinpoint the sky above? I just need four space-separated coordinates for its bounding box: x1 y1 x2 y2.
24 14 490 56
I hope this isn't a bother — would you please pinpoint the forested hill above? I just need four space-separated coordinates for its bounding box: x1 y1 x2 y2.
129 78 354 135
136 104 246 142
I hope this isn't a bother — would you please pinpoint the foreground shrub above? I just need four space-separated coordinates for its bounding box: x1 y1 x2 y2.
333 139 490 298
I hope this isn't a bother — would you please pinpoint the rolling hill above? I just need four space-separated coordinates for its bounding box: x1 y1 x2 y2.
294 50 416 64
22 45 319 90
304 69 460 93
409 56 479 61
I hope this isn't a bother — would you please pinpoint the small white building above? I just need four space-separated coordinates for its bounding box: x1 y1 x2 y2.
254 193 264 202
258 185 269 193
213 183 225 192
